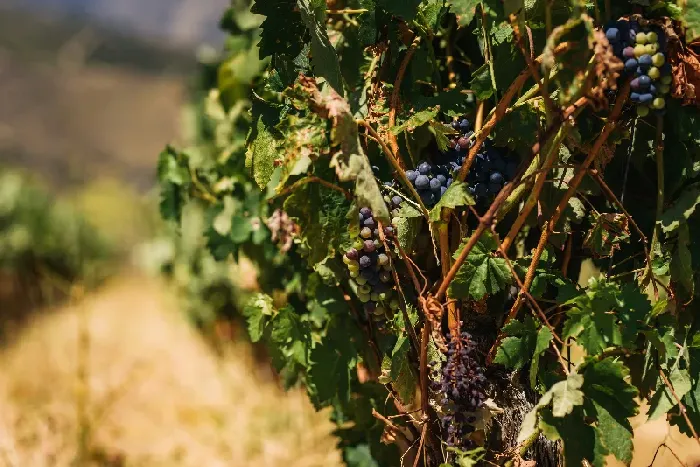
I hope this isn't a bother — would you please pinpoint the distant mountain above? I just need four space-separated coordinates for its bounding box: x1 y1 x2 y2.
9 0 229 46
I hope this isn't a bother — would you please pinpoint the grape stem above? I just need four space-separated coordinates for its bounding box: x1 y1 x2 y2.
388 36 421 170
487 80 631 364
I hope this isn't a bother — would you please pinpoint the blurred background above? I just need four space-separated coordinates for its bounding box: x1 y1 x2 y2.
0 1 699 466
0 1 342 466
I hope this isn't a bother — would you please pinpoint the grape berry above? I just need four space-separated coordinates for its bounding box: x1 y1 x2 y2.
343 207 399 321
605 19 671 116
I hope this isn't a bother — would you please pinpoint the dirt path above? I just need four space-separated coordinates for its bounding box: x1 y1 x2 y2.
0 276 341 467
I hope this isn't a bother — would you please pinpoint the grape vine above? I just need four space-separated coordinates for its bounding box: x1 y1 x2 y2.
158 0 700 466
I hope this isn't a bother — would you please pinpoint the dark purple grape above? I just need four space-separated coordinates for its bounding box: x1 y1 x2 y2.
630 92 641 102
638 75 652 89
430 177 442 192
631 77 641 92
447 177 453 187
363 239 376 252
364 302 376 314
436 174 447 185
459 118 470 130
384 226 394 236
440 186 447 196
346 248 358 261
623 47 635 59
415 175 430 189
360 207 372 219
391 196 402 207
489 172 504 184
474 183 488 197
638 54 653 70
418 162 431 175
625 58 638 73
420 191 436 206
606 27 620 43
457 136 470 148
406 170 418 183
489 182 502 193
639 93 654 105
359 256 372 268
649 84 657 95
363 217 376 230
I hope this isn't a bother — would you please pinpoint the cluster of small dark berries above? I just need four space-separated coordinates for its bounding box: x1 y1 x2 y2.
343 206 399 321
604 19 672 116
404 118 517 209
433 332 487 449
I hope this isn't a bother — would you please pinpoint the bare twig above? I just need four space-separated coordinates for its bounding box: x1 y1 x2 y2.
388 36 421 170
658 367 700 448
269 176 352 201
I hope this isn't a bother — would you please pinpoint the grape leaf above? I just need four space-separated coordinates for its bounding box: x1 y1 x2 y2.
429 182 475 223
271 307 311 371
660 183 700 233
679 0 700 42
448 231 511 300
582 358 638 465
493 315 538 371
468 63 494 100
247 117 278 189
648 367 692 420
251 0 306 59
345 445 379 467
390 336 416 405
390 108 439 135
157 146 190 221
394 203 423 254
377 0 422 20
539 407 595 466
530 326 553 389
448 0 481 27
548 373 584 417
243 293 276 342
297 0 344 93
671 223 695 298
308 315 357 406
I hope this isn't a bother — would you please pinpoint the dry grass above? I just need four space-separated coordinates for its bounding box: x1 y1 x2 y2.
0 277 342 467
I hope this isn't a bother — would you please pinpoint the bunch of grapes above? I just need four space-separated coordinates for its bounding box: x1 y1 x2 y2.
433 331 487 449
343 206 399 321
404 118 517 209
605 19 672 116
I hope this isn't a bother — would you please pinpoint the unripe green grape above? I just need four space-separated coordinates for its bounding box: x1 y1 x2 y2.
342 255 352 265
371 292 380 301
373 305 386 316
371 313 384 322
378 253 389 266
383 195 391 204
347 263 359 273
358 292 371 303
652 53 665 67
356 276 367 285
389 299 400 310
382 264 392 272
646 31 658 43
661 75 673 85
349 270 359 278
659 83 671 94
636 32 647 44
378 292 388 301
360 227 372 239
645 43 658 55
359 285 371 294
652 97 665 109
354 239 365 250
637 105 650 117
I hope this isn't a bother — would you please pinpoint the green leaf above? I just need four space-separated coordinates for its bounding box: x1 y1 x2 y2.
242 293 276 342
680 0 700 42
530 326 553 389
297 0 344 93
429 182 475 223
671 223 695 297
448 231 511 300
494 315 538 371
394 203 423 254
390 336 416 405
252 0 306 59
448 0 481 27
377 0 422 20
468 63 494 100
548 373 584 417
247 117 278 189
390 108 440 135
157 146 190 221
648 367 692 420
582 358 638 465
345 445 379 467
660 183 700 233
540 407 596 466
308 315 357 406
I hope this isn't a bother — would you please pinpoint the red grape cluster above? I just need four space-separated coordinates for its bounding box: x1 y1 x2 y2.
343 206 399 321
433 331 487 449
605 19 672 116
